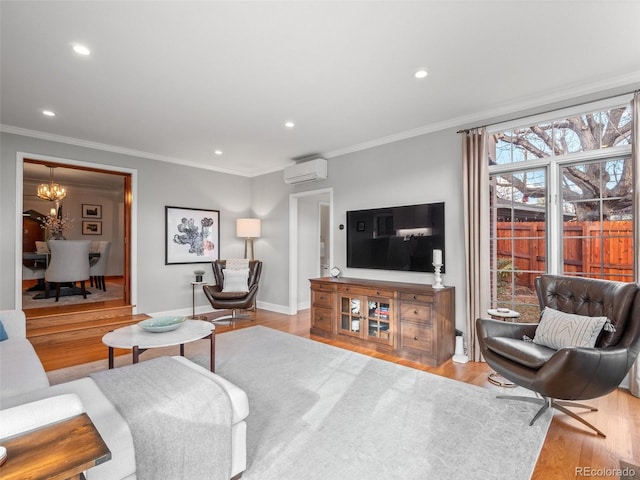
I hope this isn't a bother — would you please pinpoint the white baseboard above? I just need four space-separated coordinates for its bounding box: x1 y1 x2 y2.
150 301 293 319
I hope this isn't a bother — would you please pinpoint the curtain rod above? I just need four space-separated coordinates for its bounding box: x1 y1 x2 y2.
456 89 639 134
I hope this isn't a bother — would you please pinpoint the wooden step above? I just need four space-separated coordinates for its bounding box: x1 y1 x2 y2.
28 314 150 343
27 305 135 330
28 310 147 337
25 305 151 371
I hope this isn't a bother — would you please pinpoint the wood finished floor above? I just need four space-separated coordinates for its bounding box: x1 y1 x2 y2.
47 308 640 480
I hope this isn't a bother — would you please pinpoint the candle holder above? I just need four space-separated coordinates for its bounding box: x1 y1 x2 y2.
433 263 444 289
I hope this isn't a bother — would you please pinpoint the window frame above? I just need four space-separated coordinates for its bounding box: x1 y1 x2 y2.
487 94 636 300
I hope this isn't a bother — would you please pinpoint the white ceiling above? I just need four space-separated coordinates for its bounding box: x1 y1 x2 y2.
2 1 640 177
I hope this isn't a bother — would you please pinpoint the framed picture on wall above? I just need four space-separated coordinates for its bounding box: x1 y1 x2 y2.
165 206 220 265
82 221 102 235
82 204 102 219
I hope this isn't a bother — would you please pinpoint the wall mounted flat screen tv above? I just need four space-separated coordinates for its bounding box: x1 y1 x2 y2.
346 202 445 273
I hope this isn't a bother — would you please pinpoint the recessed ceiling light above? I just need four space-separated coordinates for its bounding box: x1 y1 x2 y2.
73 44 91 55
285 121 295 128
414 69 428 79
42 110 56 117
214 149 223 156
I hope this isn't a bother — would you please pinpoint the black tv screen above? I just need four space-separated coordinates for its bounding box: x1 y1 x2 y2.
346 202 445 273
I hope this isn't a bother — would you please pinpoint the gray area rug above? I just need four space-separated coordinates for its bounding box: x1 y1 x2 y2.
22 281 123 308
191 326 551 480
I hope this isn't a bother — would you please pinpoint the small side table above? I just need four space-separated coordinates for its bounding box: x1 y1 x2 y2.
191 281 208 320
487 308 520 388
487 308 520 322
0 413 111 480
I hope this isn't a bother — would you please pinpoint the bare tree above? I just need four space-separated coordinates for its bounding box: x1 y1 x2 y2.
491 106 632 221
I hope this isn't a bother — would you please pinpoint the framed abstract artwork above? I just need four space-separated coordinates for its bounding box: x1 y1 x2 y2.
165 206 220 265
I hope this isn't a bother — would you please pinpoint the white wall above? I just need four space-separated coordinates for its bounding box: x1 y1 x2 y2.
247 171 293 310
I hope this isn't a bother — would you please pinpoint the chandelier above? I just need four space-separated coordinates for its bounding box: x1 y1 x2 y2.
37 166 67 202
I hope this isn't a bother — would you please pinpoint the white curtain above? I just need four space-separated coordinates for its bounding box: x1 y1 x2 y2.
462 128 490 362
630 92 640 398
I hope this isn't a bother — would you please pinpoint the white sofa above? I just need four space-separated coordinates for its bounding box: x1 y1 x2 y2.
0 310 249 479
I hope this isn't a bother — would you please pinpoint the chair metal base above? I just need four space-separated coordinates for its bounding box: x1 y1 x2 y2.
497 394 605 437
210 308 254 326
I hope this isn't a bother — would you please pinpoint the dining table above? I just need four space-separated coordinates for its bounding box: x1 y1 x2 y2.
23 251 100 267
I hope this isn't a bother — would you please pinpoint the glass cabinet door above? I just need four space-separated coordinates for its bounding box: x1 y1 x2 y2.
366 299 391 342
339 295 361 335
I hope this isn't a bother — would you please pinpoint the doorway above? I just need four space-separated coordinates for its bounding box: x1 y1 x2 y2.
288 188 333 314
16 154 136 312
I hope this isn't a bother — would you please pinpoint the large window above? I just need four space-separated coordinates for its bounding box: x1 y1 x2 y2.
488 98 634 322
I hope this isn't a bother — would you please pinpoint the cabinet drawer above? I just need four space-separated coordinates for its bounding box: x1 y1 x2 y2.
312 282 335 293
400 292 434 304
312 289 333 308
337 285 393 298
312 307 332 331
400 303 432 324
400 322 433 354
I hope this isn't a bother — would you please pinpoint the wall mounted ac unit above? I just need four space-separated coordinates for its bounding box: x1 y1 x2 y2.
284 158 328 185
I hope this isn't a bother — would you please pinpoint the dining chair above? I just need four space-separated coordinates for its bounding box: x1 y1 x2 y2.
89 241 111 291
45 240 91 302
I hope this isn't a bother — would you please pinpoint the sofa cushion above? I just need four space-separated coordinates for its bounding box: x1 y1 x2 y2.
0 339 50 404
211 290 251 300
0 310 27 338
533 307 607 350
484 336 557 369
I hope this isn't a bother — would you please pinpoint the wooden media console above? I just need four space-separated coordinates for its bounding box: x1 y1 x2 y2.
310 277 455 367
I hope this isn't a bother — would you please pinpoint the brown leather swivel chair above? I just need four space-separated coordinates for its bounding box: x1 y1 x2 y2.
477 274 640 437
202 260 262 324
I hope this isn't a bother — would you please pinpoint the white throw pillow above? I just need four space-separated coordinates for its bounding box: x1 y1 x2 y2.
533 307 608 350
222 268 249 293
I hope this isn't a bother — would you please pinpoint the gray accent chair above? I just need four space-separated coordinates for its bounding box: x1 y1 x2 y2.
477 274 640 437
45 240 91 302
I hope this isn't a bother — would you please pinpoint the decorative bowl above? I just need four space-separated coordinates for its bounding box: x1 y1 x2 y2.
138 316 186 333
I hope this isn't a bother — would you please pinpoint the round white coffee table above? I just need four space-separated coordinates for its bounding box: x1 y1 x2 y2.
103 320 215 372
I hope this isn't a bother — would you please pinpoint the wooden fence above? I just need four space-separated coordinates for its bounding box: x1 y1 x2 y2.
495 220 634 285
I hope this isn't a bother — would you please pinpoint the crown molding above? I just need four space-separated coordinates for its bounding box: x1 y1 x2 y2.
0 124 254 177
323 71 640 159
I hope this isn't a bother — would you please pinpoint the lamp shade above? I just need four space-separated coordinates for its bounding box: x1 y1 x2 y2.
236 218 261 238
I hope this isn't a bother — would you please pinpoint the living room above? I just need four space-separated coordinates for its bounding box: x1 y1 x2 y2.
1 1 640 479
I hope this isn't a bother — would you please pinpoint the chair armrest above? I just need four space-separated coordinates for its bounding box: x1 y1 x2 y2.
0 394 84 440
476 317 538 341
535 347 632 400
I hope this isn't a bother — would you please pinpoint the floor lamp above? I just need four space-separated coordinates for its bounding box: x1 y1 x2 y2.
236 218 261 260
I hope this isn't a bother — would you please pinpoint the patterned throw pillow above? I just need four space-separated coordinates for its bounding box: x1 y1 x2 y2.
222 268 250 293
533 307 607 350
